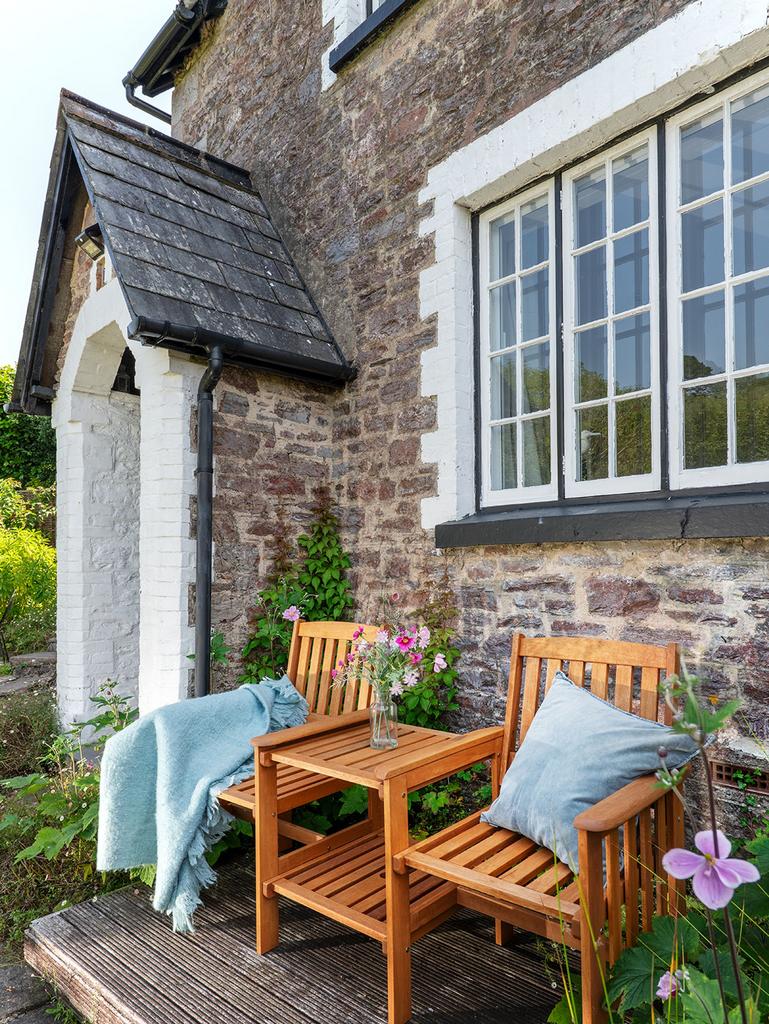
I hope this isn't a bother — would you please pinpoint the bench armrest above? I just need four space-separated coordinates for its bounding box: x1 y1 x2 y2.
251 708 369 750
574 771 683 834
374 726 504 784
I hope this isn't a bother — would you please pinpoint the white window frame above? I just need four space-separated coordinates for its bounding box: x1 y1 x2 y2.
479 180 558 508
562 128 661 498
666 68 769 489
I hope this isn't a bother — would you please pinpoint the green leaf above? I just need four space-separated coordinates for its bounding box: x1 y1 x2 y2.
680 969 727 1024
606 943 657 1011
547 994 581 1024
638 913 703 963
338 785 369 817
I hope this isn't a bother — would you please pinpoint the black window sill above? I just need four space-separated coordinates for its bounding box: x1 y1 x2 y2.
329 0 420 74
435 492 769 548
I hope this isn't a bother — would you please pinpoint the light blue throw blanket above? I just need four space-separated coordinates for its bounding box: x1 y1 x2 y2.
97 677 307 932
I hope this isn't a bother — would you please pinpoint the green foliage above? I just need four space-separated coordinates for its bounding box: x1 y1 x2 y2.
732 768 769 843
241 490 353 684
0 366 56 486
4 604 56 657
45 997 82 1024
0 526 56 659
295 500 353 621
0 478 56 534
0 683 137 955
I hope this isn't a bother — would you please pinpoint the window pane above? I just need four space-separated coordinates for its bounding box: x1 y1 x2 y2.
735 278 769 369
680 113 724 203
616 395 652 476
521 196 549 268
521 268 549 340
732 179 769 276
732 85 769 185
683 290 725 379
576 325 608 402
523 417 551 487
490 283 516 351
490 213 515 280
490 352 516 420
736 372 769 463
574 167 606 247
575 246 607 325
490 423 516 490
613 228 649 313
577 405 609 481
522 342 550 413
683 381 727 468
613 146 649 231
615 312 651 394
682 198 724 292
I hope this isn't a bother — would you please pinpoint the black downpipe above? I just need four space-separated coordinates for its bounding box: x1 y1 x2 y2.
123 79 172 126
194 345 224 697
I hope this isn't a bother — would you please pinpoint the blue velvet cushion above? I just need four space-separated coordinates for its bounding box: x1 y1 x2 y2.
480 672 698 870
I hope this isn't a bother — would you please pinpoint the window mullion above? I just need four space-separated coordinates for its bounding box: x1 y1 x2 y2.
723 99 736 468
606 154 617 479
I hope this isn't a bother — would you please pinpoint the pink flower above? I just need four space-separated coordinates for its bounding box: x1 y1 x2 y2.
403 669 419 688
656 970 687 1001
376 630 390 645
352 626 364 640
390 680 404 697
390 592 401 604
347 652 356 663
417 626 431 649
663 830 760 910
338 659 345 668
433 652 447 672
282 606 301 622
330 669 338 679
409 652 423 665
394 633 416 652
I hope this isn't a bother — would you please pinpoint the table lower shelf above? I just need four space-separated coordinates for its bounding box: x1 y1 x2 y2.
267 829 457 946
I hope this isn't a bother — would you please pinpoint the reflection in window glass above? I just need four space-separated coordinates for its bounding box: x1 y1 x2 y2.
732 85 769 184
736 373 769 463
683 291 725 379
682 199 724 291
574 168 606 247
680 113 723 202
735 279 769 369
613 148 649 231
576 326 608 402
484 190 554 499
614 229 649 313
576 247 607 325
684 382 727 469
615 313 651 395
577 405 609 481
616 396 652 476
732 179 769 276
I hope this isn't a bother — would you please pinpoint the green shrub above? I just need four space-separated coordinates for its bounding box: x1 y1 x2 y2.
0 527 56 660
0 683 136 955
0 366 56 487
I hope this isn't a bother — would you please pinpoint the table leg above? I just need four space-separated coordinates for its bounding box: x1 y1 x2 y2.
254 751 279 954
383 778 412 1024
368 788 384 831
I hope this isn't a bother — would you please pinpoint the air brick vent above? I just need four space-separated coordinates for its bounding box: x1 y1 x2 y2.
711 760 769 795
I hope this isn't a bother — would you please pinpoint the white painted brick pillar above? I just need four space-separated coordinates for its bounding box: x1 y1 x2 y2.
134 347 205 714
53 294 141 727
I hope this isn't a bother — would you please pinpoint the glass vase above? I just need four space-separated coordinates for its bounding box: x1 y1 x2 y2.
370 696 398 750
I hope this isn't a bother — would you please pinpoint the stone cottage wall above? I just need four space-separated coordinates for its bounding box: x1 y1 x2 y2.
171 0 769 781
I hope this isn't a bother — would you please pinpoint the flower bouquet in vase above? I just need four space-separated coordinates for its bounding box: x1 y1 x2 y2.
333 625 447 750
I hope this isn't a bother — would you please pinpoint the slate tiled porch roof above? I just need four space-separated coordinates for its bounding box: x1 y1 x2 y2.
14 91 352 414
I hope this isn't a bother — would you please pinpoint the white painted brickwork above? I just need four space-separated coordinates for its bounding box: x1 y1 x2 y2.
320 0 367 90
418 0 769 529
134 347 204 715
53 277 204 724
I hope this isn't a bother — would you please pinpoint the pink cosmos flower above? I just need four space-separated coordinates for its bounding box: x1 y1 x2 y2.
417 626 431 649
347 652 356 663
331 669 338 679
409 652 423 665
663 830 760 909
282 606 301 622
352 626 364 640
395 633 416 652
433 652 447 672
656 969 687 1001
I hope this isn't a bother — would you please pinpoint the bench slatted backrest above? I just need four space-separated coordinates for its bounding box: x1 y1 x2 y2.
500 634 680 772
286 620 379 716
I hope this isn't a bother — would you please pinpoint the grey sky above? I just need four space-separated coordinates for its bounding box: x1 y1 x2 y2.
0 2 173 368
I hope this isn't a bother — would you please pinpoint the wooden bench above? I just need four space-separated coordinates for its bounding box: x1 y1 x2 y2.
218 619 378 846
383 634 684 1024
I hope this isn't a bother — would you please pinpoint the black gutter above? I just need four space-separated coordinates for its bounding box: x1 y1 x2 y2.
124 79 172 127
194 345 224 697
127 316 357 385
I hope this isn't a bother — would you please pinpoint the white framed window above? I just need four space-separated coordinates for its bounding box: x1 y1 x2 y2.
562 130 660 497
479 182 558 507
667 72 769 489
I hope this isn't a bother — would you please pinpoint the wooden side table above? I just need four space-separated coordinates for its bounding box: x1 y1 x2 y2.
252 714 503 1024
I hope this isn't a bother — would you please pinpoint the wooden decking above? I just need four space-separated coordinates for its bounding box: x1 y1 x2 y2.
25 860 564 1024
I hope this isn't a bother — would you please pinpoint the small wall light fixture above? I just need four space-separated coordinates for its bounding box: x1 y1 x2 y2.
75 224 105 261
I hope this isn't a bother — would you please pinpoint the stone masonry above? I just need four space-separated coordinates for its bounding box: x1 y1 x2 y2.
163 0 769 777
